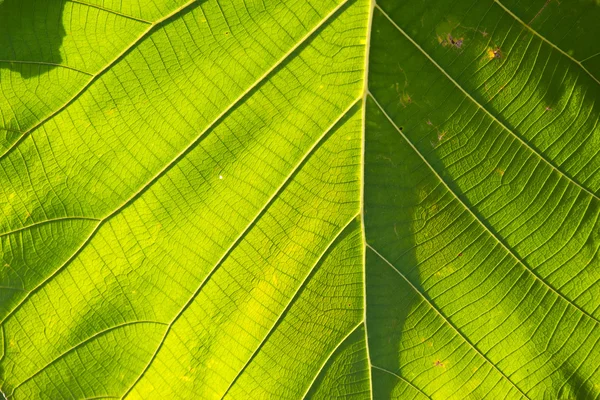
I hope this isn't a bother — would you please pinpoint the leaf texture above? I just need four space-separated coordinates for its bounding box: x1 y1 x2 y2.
0 0 599 398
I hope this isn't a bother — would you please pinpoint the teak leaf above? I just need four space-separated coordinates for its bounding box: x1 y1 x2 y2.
1 0 599 398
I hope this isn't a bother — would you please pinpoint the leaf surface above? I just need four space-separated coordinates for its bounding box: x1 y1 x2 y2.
0 0 599 398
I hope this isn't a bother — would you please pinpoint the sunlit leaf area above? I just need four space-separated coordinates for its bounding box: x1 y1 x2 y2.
1 0 600 398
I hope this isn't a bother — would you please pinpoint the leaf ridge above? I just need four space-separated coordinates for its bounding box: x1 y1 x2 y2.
82 397 119 400
361 1 375 399
119 98 361 398
0 326 5 365
366 244 530 400
375 4 600 202
581 52 600 64
368 91 600 327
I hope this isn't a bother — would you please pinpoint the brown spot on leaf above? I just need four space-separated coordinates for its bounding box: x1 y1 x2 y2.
440 33 464 49
487 47 503 59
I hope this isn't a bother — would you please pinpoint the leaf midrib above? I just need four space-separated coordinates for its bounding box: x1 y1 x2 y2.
360 1 375 400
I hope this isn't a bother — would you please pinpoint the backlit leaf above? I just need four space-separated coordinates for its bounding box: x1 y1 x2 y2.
1 0 599 398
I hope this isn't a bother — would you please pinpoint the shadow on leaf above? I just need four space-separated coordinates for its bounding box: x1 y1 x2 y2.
0 0 66 78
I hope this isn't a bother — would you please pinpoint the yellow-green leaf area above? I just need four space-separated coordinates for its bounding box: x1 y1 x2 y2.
1 0 599 399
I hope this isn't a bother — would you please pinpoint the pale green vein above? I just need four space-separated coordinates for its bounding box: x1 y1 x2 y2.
301 320 365 399
0 326 5 364
375 4 600 202
368 91 600 327
366 245 530 400
493 0 600 86
0 0 199 162
10 321 168 395
0 0 353 328
370 364 431 400
120 97 362 398
581 52 600 64
66 0 153 24
0 217 101 238
222 214 360 399
0 60 93 76
361 0 376 399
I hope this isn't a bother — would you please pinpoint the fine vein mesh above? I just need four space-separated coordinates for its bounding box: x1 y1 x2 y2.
1 0 599 398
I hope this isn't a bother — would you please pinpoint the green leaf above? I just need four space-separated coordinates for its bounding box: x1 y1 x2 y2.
0 0 599 398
